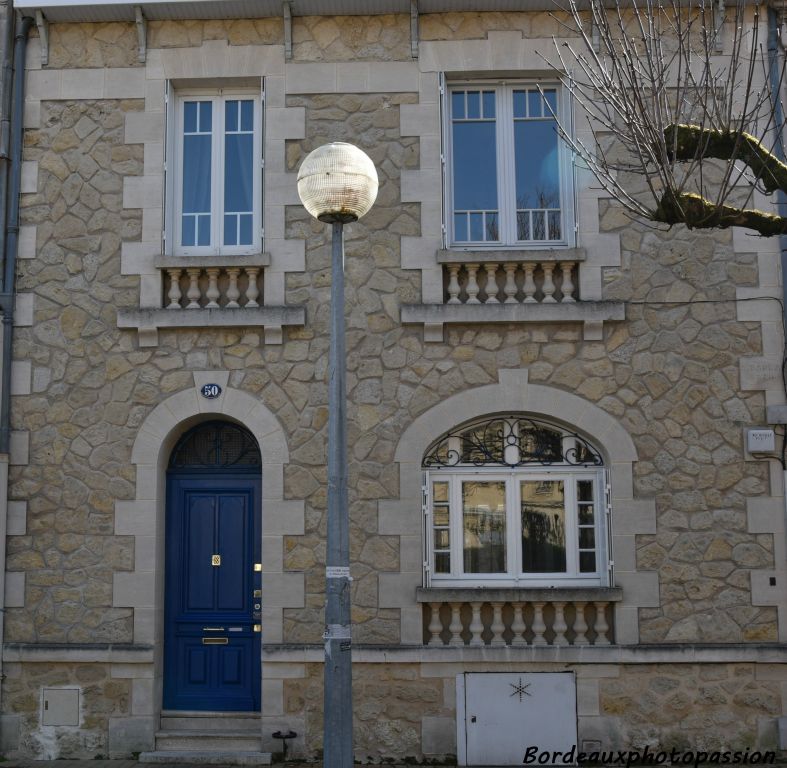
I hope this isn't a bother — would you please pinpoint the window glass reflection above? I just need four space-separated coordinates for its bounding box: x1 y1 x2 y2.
521 480 566 572
462 481 507 573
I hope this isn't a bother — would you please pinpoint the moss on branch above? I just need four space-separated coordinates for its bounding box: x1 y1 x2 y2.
663 123 787 194
654 190 787 236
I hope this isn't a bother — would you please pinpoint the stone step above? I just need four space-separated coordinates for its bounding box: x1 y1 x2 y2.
160 711 260 732
154 730 262 752
139 750 271 765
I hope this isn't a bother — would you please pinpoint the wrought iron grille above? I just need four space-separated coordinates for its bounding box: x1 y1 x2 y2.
169 421 261 470
422 416 603 468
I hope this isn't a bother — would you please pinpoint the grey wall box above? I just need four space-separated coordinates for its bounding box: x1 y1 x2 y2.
41 688 80 726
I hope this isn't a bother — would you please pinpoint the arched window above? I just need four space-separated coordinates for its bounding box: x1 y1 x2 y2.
422 415 609 587
169 420 261 471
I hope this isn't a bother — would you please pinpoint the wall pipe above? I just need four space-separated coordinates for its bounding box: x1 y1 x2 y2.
0 13 33 455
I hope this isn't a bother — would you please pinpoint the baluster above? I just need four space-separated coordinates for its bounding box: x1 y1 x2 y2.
490 602 506 646
542 263 557 303
469 602 484 646
226 267 241 308
446 265 461 304
449 603 464 646
245 267 260 308
465 263 481 304
522 264 537 303
503 263 518 304
186 268 202 309
552 601 568 646
573 601 589 645
166 268 182 309
428 603 443 646
510 603 526 646
531 602 547 646
593 601 610 645
205 268 220 309
560 261 576 303
483 263 499 304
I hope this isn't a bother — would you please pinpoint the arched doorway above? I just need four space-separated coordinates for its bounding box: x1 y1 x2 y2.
163 420 262 712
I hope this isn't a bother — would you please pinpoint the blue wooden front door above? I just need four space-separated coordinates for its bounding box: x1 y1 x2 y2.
164 473 261 711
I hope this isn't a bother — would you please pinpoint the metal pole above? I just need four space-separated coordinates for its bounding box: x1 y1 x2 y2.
323 220 352 768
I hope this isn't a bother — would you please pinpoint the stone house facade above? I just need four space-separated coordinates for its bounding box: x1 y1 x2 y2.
0 0 785 762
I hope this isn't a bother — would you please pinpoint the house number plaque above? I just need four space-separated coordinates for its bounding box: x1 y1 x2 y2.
201 383 222 399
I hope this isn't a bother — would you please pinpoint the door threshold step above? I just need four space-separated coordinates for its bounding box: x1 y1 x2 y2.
139 750 271 765
160 710 260 718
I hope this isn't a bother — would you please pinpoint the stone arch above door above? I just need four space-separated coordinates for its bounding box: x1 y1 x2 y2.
112 371 305 646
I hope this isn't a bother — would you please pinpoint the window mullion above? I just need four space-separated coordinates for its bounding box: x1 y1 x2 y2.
508 473 519 580
497 85 514 245
565 475 579 577
214 95 224 255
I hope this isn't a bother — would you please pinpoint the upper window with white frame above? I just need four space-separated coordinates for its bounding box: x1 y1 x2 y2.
445 82 572 248
170 89 262 256
423 416 608 588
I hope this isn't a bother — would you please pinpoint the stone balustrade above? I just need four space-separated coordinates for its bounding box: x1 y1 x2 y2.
443 259 578 304
162 264 263 310
417 587 622 647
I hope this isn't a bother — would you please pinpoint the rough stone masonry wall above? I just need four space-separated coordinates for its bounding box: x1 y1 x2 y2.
0 12 781 758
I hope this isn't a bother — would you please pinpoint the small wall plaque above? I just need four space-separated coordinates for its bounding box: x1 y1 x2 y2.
201 383 222 399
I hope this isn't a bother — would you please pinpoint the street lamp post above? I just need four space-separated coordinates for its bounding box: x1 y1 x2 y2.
296 142 378 768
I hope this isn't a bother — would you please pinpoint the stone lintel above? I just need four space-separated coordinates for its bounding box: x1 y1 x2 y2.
401 301 625 326
437 247 587 264
2 643 154 663
155 253 271 270
415 586 624 603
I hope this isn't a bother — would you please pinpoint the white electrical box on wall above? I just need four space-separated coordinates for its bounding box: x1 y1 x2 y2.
41 687 80 726
747 428 776 454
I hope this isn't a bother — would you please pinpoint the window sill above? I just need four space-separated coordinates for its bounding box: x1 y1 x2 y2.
117 306 305 348
416 586 623 603
156 253 271 269
401 300 625 342
438 247 585 263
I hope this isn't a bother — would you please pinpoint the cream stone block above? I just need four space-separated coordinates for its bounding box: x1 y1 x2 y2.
262 663 306 679
263 573 304 608
262 500 305 536
337 63 369 92
265 172 300 205
134 464 157 501
367 61 419 92
420 265 444 304
261 606 283 643
400 535 422 573
379 571 420 608
613 605 640 645
748 497 785 533
123 175 163 210
262 463 284 500
7 500 26 536
419 71 440 104
379 499 421 535
737 294 782 322
422 716 455 755
611 535 636 572
61 68 105 99
17 225 36 260
138 273 161 309
133 607 156 645
612 500 656 534
263 205 285 239
162 388 202 426
400 103 440 137
145 79 166 112
105 68 146 99
265 75 285 108
10 361 31 396
583 233 621 267
24 37 42 71
761 320 784 358
134 535 156 572
4 572 24 608
401 169 441 203
267 238 305 273
114 572 155 608
285 63 337 94
115 500 156 536
614 570 659 608
20 161 37 194
132 678 155 716
23 99 40 130
608 462 634 499
401 236 441 270
262 679 284 716
757 251 781 288
26 69 61 101
120 242 158 276
265 107 305 140
419 134 442 170
9 431 29 466
401 605 423 644
741 357 784 392
141 207 163 243
577 679 600 716
262 535 284 574
143 142 164 176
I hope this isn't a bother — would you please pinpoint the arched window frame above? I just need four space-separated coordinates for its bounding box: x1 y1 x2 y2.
422 415 611 588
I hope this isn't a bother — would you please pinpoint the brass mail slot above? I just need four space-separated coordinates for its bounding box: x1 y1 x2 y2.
202 637 228 645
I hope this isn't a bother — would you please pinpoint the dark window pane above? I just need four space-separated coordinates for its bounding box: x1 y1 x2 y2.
517 211 530 240
521 480 566 573
454 213 468 242
433 507 449 526
578 480 594 502
460 420 504 464
462 481 507 573
483 91 496 118
184 101 198 133
452 91 465 119
225 99 238 131
486 212 499 241
548 210 561 240
224 133 254 214
239 214 253 245
544 89 558 113
182 134 212 214
533 211 546 240
241 100 254 131
579 528 595 548
513 90 526 118
578 506 594 525
467 90 480 119
435 552 451 574
452 121 498 212
224 215 237 246
182 216 195 246
470 212 484 241
528 90 542 117
519 423 562 462
434 529 450 549
199 101 212 131
514 120 560 212
579 551 596 573
197 215 210 246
